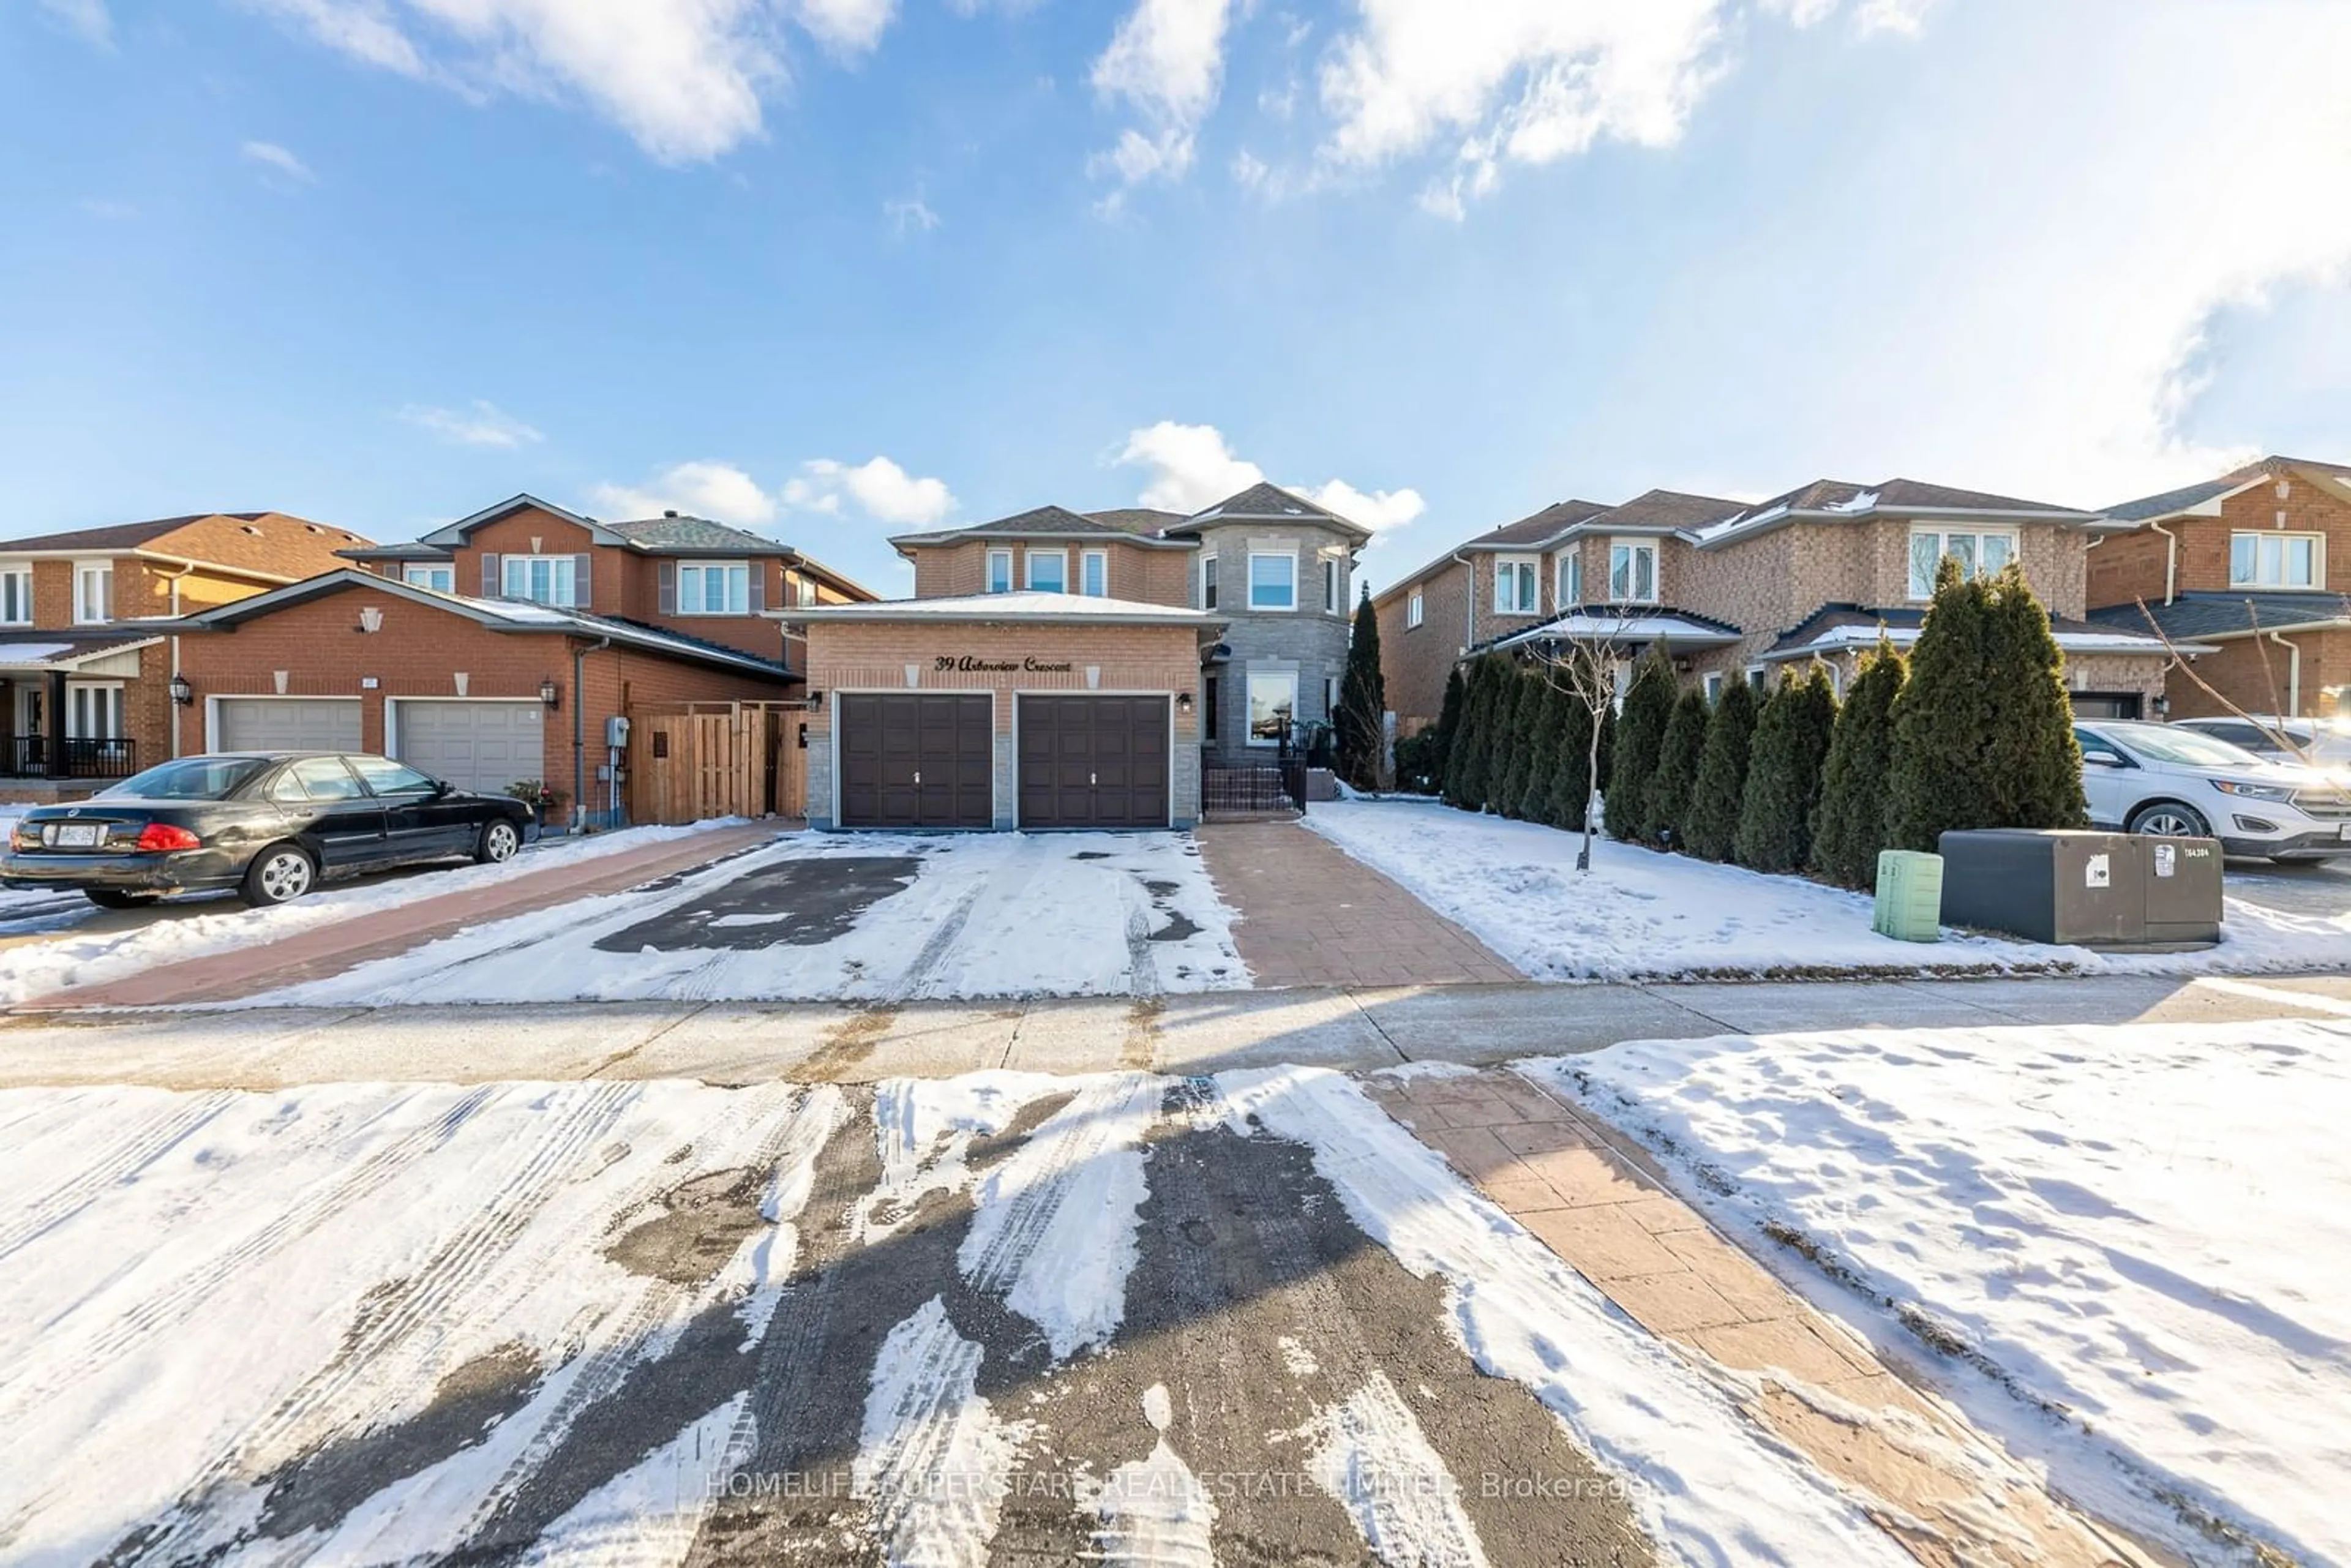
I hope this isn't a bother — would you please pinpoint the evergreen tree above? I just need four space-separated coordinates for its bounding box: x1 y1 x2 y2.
1446 657 1502 809
1736 662 1840 873
1517 675 1568 822
1812 642 1907 888
1545 679 1595 831
1983 565 2089 828
1683 678 1759 861
1335 589 1389 790
1607 647 1678 842
1886 559 2001 850
1429 665 1466 795
1490 668 1532 816
1648 688 1712 851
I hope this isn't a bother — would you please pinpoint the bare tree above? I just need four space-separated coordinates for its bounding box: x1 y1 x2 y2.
2128 595 2350 765
1522 609 1648 873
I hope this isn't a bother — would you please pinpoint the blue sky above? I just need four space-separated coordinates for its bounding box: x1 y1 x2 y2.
4 0 2347 596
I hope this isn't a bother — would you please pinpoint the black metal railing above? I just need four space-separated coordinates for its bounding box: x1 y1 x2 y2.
2 735 137 779
1201 723 1311 817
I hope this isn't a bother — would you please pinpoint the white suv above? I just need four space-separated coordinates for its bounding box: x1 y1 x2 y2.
2075 720 2351 862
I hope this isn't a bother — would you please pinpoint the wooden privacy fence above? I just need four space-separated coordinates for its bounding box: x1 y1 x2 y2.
632 702 808 825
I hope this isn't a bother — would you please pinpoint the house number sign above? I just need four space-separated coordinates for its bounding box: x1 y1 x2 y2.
932 655 1075 673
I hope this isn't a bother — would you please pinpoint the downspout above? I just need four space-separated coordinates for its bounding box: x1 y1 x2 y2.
572 636 610 833
2267 630 2302 716
2150 520 2179 605
1453 550 1475 655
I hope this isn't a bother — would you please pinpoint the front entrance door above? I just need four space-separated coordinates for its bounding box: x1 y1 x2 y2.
837 694 993 828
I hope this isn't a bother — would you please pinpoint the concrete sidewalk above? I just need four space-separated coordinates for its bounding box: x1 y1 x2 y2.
7 970 2347 1090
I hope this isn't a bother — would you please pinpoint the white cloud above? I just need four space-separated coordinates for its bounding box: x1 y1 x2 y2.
36 0 113 48
1089 0 1235 197
884 187 939 236
782 456 956 526
249 0 828 164
1112 421 1425 531
240 140 317 182
399 400 543 448
794 0 894 53
592 460 778 525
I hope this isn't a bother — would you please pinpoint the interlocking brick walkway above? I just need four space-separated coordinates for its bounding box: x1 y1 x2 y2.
24 822 784 1010
1195 819 1521 988
1367 1068 2158 1568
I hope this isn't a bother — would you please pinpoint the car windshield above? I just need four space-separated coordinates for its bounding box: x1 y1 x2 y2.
2096 724 2267 769
98 756 272 800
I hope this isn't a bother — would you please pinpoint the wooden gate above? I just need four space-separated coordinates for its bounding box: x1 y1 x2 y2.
632 702 808 825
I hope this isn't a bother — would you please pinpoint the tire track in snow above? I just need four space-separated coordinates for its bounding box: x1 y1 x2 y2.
956 1072 1163 1360
853 1296 1030 1568
0 1089 238 1263
1296 1370 1490 1568
0 1086 495 1442
1089 1384 1216 1568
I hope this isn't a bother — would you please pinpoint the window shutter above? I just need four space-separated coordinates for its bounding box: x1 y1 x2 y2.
481 553 501 597
748 565 765 613
574 553 591 607
658 560 676 615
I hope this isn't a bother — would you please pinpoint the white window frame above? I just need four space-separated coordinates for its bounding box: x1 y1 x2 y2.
402 564 456 593
2229 530 2325 590
1907 527 2018 600
73 560 113 625
1025 547 1068 593
1494 555 1539 615
986 548 1014 595
65 680 125 740
1702 672 1724 703
502 553 580 608
1324 673 1340 719
1407 590 1424 629
1557 550 1582 609
676 560 751 616
1201 552 1218 610
1248 550 1298 612
1079 548 1109 598
1607 539 1658 604
1245 670 1297 746
0 561 31 626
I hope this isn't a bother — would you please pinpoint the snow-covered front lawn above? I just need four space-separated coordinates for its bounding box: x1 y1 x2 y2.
0 822 733 1005
1306 798 2351 980
1531 1019 2351 1565
246 830 1247 1005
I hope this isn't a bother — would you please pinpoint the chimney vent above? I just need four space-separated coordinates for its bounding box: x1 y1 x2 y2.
664 509 679 518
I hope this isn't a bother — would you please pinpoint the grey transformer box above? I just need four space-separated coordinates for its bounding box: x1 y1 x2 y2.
1936 829 2221 948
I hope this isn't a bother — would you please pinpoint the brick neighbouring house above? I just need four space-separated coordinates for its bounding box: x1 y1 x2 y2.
1395 478 2178 718
778 482 1371 830
170 494 874 826
2085 455 2351 721
0 510 374 795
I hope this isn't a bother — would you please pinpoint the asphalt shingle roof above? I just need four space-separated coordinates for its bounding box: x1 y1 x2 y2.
1082 508 1187 536
0 513 268 552
953 505 1136 538
2085 591 2351 642
1579 489 1746 531
607 514 797 555
1475 499 1614 547
1190 482 1338 522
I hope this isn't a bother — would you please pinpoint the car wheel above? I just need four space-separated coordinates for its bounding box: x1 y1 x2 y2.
85 890 159 910
2127 801 2211 839
475 819 522 865
241 844 317 907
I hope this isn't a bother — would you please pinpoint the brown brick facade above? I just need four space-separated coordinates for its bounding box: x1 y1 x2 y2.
2089 471 2351 607
906 538 1194 605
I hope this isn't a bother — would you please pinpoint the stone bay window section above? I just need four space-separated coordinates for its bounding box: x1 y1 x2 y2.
485 550 587 609
1907 526 2016 599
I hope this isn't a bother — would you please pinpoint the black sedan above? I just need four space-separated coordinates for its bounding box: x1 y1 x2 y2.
2 752 536 909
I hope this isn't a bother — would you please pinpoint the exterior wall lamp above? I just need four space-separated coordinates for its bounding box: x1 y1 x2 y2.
539 677 561 710
1176 692 1193 714
167 673 193 707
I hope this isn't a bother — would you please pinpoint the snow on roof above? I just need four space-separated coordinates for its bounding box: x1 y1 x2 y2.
1828 489 1880 513
1494 611 1742 650
1763 623 2207 659
780 590 1216 623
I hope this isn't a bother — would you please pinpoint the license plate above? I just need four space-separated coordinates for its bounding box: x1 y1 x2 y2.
51 824 102 849
2340 823 2351 842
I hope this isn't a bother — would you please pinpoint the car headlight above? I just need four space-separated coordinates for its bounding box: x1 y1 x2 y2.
2213 779 2293 802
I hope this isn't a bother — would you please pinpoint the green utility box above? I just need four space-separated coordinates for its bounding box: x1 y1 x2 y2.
1872 849 1944 942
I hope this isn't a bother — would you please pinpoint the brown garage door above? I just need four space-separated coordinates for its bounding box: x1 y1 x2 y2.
1018 696 1170 829
838 694 994 828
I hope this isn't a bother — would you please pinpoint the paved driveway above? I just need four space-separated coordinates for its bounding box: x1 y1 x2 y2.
2225 854 2351 917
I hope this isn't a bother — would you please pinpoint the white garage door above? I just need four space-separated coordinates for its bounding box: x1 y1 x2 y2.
394 700 545 796
214 698 362 753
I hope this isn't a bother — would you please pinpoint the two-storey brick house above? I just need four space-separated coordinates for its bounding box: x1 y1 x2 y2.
1391 476 2176 728
170 494 874 823
782 483 1371 830
0 510 373 790
2086 456 2351 721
